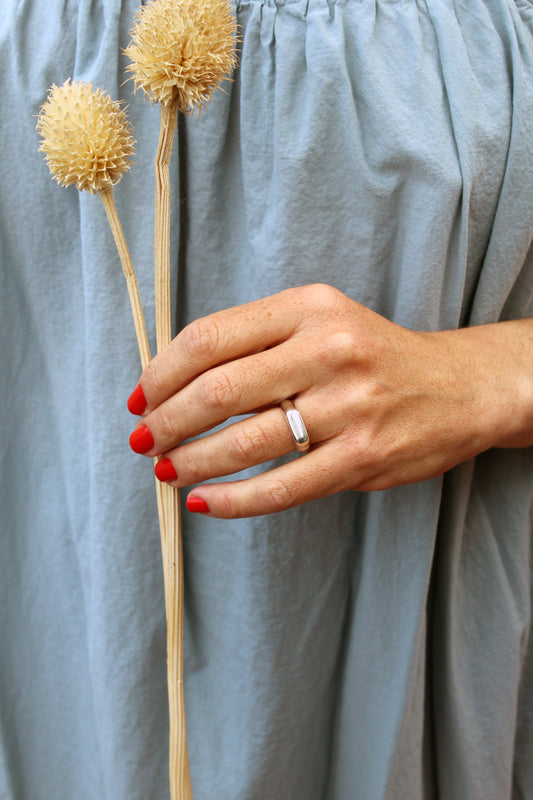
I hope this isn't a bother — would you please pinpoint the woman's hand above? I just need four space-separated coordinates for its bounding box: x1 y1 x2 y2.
127 284 533 518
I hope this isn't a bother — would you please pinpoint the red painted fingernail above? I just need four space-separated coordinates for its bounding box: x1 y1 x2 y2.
129 424 154 454
186 495 210 513
155 457 178 482
127 384 147 416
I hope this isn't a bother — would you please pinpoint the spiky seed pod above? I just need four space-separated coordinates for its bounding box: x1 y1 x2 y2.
125 0 238 112
37 80 135 194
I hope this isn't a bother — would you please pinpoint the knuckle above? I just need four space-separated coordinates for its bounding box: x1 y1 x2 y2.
155 404 179 444
178 447 204 484
230 422 271 464
330 330 357 360
337 431 386 490
217 488 235 519
180 317 221 363
198 369 240 414
262 476 298 512
143 357 170 398
302 282 340 310
318 330 358 369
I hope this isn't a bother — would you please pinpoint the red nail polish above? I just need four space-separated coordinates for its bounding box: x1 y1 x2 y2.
186 495 210 513
155 457 178 482
127 384 147 416
129 424 154 454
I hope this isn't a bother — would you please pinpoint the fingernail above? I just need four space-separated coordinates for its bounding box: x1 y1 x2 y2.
127 384 147 416
155 457 178 482
186 495 210 513
129 424 154 454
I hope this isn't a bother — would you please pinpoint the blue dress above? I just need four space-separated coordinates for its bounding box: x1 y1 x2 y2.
0 1 532 798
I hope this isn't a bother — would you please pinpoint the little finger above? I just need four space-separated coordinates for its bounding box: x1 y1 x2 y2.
183 441 351 518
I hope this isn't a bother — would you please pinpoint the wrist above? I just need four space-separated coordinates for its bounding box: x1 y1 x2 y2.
453 320 533 450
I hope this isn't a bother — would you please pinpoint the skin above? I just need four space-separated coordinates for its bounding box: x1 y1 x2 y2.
129 284 533 518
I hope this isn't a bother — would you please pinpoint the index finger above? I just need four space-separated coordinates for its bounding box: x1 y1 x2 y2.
128 287 310 413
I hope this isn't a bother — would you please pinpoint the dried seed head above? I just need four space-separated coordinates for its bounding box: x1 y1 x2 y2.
125 0 238 112
37 80 135 194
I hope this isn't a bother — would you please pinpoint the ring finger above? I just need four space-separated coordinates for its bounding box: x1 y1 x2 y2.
153 397 328 488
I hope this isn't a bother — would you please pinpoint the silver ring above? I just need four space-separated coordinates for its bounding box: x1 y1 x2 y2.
281 399 310 453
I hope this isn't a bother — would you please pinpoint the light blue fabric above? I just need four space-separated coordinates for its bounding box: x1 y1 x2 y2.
1 1 532 798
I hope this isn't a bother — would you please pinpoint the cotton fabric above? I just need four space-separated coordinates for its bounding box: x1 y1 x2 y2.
1 1 532 798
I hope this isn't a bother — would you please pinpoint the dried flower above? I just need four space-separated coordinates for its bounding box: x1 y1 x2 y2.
125 0 238 112
37 80 135 194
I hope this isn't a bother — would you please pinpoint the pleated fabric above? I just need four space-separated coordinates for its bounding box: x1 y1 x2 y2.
0 1 532 798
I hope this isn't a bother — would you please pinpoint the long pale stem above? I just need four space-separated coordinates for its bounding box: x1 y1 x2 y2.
100 188 151 370
162 481 191 800
154 99 179 353
153 98 192 800
99 187 168 597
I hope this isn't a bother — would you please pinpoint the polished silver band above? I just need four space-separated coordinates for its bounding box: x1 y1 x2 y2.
281 399 310 453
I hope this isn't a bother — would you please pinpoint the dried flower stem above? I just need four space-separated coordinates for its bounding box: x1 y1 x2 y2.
161 482 192 800
99 189 151 369
154 99 179 353
153 97 191 800
99 188 169 561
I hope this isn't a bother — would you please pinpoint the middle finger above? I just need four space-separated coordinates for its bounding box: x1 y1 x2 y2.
129 338 319 456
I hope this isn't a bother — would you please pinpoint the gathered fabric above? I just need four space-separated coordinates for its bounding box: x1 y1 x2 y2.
0 1 532 798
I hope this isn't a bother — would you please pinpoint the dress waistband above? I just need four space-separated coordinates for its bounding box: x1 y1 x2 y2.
235 0 345 12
